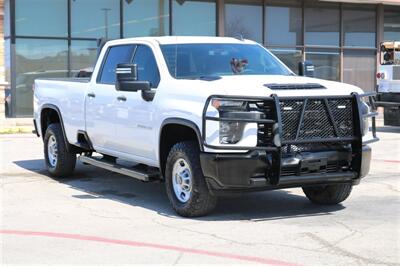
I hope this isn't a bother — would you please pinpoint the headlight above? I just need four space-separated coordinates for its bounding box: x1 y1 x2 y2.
205 98 261 146
219 121 246 144
360 99 370 136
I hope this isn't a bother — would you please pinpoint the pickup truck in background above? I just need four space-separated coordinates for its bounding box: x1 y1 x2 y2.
376 41 400 126
34 37 378 217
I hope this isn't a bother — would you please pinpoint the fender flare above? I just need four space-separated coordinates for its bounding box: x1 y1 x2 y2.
40 104 71 152
160 118 203 151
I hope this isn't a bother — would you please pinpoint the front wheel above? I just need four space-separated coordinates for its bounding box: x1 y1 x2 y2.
165 141 217 217
44 123 76 178
302 183 353 205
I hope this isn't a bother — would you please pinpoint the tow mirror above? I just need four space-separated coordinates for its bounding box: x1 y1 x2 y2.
115 63 150 92
298 61 315 77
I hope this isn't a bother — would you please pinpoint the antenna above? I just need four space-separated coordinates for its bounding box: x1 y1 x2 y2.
234 34 244 41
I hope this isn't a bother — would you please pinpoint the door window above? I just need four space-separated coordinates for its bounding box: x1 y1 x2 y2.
133 45 160 88
99 45 136 84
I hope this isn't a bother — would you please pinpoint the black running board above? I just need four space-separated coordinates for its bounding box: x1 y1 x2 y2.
79 155 158 182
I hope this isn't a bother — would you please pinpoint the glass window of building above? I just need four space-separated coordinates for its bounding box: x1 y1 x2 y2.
269 49 302 74
343 50 376 92
172 0 216 36
265 0 302 46
225 0 263 43
4 0 11 37
70 41 99 77
15 39 68 116
384 6 400 41
306 49 340 81
343 5 376 47
15 0 67 37
71 0 120 39
305 3 340 46
124 0 169 37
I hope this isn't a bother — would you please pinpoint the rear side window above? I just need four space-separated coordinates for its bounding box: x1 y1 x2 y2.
99 45 136 84
133 45 160 88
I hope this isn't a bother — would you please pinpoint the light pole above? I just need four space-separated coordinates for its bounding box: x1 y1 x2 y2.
101 8 111 40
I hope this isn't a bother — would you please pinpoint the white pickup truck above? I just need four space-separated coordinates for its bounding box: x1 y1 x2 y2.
34 36 378 217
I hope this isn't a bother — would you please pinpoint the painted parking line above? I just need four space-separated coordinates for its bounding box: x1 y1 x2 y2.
0 230 301 266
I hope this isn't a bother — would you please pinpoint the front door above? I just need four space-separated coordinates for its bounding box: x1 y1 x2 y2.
113 44 160 163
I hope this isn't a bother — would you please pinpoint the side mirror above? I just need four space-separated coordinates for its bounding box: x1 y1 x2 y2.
116 63 150 92
298 61 315 77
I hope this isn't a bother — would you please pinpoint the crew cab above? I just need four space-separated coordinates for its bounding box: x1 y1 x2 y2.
34 36 378 217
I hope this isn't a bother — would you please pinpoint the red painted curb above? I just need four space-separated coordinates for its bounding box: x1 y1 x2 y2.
1 230 301 266
374 159 400 164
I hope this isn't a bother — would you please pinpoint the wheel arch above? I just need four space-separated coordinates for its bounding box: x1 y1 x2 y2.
159 118 203 178
40 104 73 152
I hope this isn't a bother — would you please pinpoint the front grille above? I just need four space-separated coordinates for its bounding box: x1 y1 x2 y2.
279 98 354 142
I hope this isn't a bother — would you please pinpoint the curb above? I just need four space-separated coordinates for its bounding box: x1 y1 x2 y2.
0 126 34 134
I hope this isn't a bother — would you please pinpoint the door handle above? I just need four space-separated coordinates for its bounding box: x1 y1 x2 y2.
87 92 96 98
117 95 127 102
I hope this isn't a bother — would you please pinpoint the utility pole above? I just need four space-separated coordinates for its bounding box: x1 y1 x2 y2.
101 8 111 40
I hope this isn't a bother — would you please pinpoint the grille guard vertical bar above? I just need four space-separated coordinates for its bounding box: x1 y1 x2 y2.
358 92 380 145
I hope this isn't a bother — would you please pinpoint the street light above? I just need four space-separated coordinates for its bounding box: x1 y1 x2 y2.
101 8 111 40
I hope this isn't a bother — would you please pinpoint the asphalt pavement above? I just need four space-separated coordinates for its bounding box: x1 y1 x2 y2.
1 126 399 265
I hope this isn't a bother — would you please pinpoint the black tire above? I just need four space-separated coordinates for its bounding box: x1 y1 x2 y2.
302 183 353 205
165 141 217 217
44 123 76 178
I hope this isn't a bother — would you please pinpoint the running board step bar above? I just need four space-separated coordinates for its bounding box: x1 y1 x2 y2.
79 155 159 182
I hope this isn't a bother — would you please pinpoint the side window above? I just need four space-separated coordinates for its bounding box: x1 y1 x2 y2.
133 45 160 88
99 45 136 84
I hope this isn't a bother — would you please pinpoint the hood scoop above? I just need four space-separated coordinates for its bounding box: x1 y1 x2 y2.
264 83 326 90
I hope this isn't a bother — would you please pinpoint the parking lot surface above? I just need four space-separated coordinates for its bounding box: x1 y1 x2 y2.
1 127 399 265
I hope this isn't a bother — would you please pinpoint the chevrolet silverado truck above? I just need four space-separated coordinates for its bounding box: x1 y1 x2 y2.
34 37 378 217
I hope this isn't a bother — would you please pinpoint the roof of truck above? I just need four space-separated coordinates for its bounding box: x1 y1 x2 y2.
107 36 258 46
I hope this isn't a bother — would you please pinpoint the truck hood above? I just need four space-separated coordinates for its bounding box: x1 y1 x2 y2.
200 75 364 98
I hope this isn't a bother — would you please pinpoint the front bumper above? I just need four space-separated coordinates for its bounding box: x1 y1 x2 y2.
200 93 377 194
200 145 371 193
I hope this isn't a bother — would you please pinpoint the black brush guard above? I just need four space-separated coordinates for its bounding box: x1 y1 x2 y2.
200 93 379 190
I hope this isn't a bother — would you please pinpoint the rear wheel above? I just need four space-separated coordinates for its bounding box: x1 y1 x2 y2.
44 123 76 178
165 141 217 217
302 183 353 205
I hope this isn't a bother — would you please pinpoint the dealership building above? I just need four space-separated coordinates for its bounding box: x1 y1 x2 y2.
0 0 399 117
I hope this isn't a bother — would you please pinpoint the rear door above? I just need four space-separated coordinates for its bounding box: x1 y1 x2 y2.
85 44 136 152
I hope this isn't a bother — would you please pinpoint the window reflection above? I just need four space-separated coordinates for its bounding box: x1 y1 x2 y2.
305 4 340 46
70 41 98 77
266 0 302 46
343 50 376 92
384 6 400 41
71 0 120 39
15 39 68 116
172 0 216 36
306 49 340 81
343 6 376 47
15 0 67 37
225 0 262 43
124 0 169 37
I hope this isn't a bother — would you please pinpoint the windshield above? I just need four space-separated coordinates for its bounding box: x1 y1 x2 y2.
160 43 292 79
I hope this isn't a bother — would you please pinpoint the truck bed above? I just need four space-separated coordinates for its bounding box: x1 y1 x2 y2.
34 78 90 143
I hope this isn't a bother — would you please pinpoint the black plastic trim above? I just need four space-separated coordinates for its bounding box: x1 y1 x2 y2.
33 119 39 137
160 118 203 152
40 104 71 152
